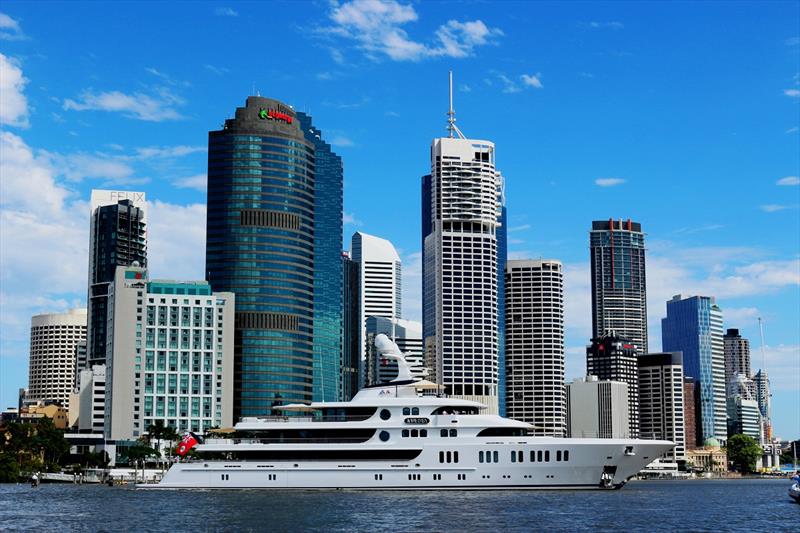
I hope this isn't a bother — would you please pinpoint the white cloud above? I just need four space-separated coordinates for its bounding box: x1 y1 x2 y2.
760 204 794 212
316 71 334 80
146 201 207 281
323 0 501 62
723 306 761 326
0 53 29 127
785 89 800 98
595 177 625 187
459 84 471 93
507 224 531 233
204 64 229 75
761 344 800 391
498 74 520 93
64 87 184 121
0 12 26 41
330 135 356 147
173 174 207 192
777 176 800 186
134 145 206 159
215 7 239 17
586 21 625 30
520 73 543 89
786 126 799 134
46 152 135 183
343 212 362 226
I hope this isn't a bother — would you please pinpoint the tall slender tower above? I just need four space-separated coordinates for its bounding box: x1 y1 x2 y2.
505 259 565 435
589 219 648 352
206 97 343 417
662 294 727 445
422 72 504 413
87 190 147 367
351 231 402 377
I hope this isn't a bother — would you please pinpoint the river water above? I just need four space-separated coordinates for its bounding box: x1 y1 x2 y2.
0 479 795 532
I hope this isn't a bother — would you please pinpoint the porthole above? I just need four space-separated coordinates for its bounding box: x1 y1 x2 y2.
380 409 391 421
379 430 390 442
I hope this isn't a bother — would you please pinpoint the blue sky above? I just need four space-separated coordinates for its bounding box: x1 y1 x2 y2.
1 1 798 439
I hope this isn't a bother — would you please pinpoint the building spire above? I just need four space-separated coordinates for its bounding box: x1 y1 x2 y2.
447 70 466 139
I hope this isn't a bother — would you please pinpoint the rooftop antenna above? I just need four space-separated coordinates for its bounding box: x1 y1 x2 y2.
758 316 767 372
447 70 466 139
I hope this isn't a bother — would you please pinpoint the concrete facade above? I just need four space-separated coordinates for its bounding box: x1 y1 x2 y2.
566 376 630 438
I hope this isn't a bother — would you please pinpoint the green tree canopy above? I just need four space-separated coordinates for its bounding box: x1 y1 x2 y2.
726 434 762 474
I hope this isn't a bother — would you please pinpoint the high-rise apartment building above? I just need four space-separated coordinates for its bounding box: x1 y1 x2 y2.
504 259 565 436
566 376 630 438
87 190 147 367
365 317 424 384
662 294 727 445
105 266 234 441
638 352 686 461
76 364 106 433
723 328 751 386
341 252 361 400
586 333 639 438
351 232 402 369
422 80 504 413
589 219 648 352
727 396 761 441
753 369 772 441
28 309 87 409
683 377 698 449
205 97 343 416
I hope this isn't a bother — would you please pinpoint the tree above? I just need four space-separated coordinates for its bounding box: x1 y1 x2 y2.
726 434 762 474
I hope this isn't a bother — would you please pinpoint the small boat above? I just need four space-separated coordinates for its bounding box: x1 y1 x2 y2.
790 478 800 503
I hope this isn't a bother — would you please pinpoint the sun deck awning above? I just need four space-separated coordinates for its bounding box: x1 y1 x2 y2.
413 380 445 390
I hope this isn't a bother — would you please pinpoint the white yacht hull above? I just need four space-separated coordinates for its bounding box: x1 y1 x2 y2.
142 438 672 490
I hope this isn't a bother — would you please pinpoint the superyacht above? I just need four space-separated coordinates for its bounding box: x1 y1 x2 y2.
144 334 673 490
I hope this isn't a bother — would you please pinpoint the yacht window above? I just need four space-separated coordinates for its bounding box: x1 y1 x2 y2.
446 451 452 463
379 431 390 442
411 429 419 438
545 451 550 462
530 450 536 462
380 409 391 421
479 451 484 463
493 451 498 463
537 450 543 462
564 450 570 461
556 450 562 462
517 451 524 463
449 429 457 437
454 451 459 463
411 407 419 415
511 451 516 463
439 451 444 463
440 429 448 437
403 408 410 415
420 429 428 437
402 429 409 438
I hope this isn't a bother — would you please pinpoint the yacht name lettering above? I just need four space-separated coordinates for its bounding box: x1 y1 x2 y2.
404 417 430 424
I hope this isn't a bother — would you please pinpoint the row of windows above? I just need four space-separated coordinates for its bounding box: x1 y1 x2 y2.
438 451 459 463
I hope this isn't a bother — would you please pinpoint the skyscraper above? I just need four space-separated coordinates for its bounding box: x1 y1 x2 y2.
662 294 727 445
87 190 147 367
351 232 402 369
505 259 565 436
341 252 361 400
28 308 87 409
589 219 648 352
638 352 686 461
422 73 504 413
586 333 640 438
205 96 343 417
723 328 751 385
753 369 772 441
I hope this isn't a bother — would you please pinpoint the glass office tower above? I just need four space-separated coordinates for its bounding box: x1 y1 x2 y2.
206 96 342 417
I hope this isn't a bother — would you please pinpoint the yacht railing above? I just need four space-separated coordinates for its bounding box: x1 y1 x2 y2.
249 414 376 423
204 437 373 445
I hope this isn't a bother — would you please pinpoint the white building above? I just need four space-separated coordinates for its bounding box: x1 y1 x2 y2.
566 376 630 439
27 309 87 411
365 317 425 384
75 364 106 433
105 265 234 442
504 259 565 436
753 369 772 442
350 232 402 371
638 352 686 461
422 89 504 414
728 396 761 441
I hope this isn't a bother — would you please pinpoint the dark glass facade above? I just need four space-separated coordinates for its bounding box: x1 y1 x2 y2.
586 334 640 438
341 253 360 400
297 111 343 403
88 199 147 366
206 97 343 417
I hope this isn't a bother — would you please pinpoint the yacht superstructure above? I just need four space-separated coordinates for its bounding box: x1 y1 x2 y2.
144 335 673 490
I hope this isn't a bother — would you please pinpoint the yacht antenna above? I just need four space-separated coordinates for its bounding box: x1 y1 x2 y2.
447 70 466 140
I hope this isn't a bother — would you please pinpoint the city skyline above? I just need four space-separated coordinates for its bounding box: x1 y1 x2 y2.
0 2 798 439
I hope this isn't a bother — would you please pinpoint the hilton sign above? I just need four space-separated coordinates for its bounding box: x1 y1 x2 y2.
259 108 293 124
